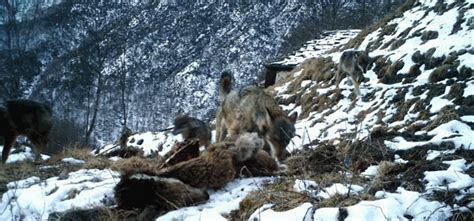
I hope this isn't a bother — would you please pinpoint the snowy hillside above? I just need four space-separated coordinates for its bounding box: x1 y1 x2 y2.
1 0 473 220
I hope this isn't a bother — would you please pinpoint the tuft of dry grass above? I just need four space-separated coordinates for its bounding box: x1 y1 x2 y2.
0 161 38 194
423 105 459 131
49 147 96 163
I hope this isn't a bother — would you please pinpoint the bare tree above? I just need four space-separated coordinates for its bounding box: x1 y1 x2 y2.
317 0 350 29
1 0 41 99
81 30 108 146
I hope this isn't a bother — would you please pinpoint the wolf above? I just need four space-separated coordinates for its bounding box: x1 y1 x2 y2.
335 50 370 96
172 115 212 148
216 71 297 162
0 99 53 163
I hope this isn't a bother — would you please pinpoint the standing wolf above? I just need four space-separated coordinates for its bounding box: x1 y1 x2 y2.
336 50 370 96
172 115 212 148
216 71 297 162
0 100 53 163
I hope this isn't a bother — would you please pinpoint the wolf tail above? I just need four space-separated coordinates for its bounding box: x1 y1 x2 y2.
220 71 233 95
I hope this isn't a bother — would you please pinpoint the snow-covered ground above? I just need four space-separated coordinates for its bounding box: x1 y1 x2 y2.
0 169 119 221
270 29 360 66
1 0 473 220
5 146 50 164
94 131 183 157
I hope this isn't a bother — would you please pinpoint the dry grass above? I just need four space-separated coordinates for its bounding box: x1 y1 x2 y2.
110 156 161 177
343 0 416 50
49 207 143 221
423 105 459 131
49 147 96 163
367 161 397 193
0 161 38 194
236 178 311 220
266 57 338 119
318 193 375 208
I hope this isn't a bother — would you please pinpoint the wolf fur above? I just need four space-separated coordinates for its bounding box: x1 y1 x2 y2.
155 133 273 189
113 133 277 214
172 115 211 148
336 50 370 96
0 99 53 163
216 71 297 162
115 175 209 212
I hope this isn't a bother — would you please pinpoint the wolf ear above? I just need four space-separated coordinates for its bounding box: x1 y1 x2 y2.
288 112 298 124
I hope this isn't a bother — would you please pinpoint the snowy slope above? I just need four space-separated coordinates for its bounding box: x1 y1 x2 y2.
255 0 474 220
1 0 473 220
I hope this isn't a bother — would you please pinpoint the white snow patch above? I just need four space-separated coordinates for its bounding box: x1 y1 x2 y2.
5 146 50 164
249 202 313 221
464 80 474 97
0 169 119 220
361 165 379 178
94 131 182 157
317 183 364 199
157 177 273 221
62 157 85 165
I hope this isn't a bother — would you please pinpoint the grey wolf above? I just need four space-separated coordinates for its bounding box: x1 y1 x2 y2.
0 99 53 163
216 71 297 162
336 50 370 96
172 115 211 148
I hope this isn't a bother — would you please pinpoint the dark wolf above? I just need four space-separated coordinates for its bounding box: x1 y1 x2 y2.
172 115 212 148
336 50 370 96
0 99 53 163
216 71 297 162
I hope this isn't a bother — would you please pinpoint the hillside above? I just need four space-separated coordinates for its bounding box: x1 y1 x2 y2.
0 0 473 220
1 0 404 146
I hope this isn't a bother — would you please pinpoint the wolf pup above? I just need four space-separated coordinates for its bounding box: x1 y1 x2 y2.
0 99 53 163
336 50 370 96
172 115 212 148
216 71 297 162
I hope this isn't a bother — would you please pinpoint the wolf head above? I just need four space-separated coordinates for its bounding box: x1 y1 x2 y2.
255 108 297 160
172 115 190 135
354 51 370 74
220 71 234 95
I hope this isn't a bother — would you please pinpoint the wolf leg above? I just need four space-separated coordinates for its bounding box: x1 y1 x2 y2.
2 134 16 163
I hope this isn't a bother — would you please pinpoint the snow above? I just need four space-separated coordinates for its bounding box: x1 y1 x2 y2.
249 202 313 221
0 169 119 220
62 157 85 165
5 146 50 164
424 170 473 192
273 30 360 66
317 184 364 199
464 80 474 97
313 188 452 221
94 131 182 157
361 165 379 178
386 120 474 151
293 179 317 193
429 86 453 113
156 177 273 221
